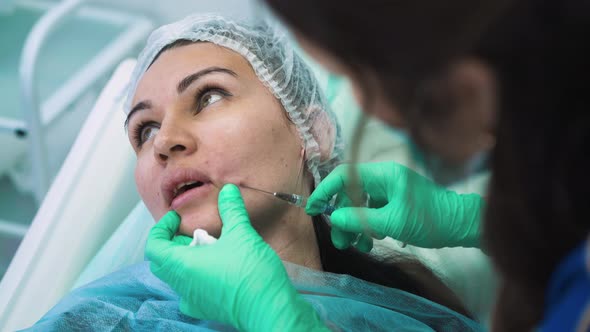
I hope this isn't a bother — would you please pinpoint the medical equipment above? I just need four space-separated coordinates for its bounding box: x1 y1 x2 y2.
241 184 336 215
0 0 152 204
243 184 371 251
0 60 142 331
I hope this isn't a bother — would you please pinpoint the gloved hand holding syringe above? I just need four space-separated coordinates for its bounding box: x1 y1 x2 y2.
304 162 484 250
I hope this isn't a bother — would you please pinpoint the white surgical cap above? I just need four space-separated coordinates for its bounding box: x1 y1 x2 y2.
124 14 343 186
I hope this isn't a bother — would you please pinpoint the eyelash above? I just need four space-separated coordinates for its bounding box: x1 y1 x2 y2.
132 85 232 148
132 120 158 148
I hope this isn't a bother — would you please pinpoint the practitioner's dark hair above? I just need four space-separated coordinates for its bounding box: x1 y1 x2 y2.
265 0 590 329
473 1 590 329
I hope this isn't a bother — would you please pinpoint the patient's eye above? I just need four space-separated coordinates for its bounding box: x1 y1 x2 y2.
141 126 159 142
202 92 223 108
195 86 232 114
133 121 159 147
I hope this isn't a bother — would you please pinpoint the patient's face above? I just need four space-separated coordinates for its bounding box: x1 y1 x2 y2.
128 42 308 237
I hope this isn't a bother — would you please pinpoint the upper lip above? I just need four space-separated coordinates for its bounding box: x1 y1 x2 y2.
161 168 211 207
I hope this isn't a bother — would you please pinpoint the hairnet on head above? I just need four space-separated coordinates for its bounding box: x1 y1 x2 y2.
124 14 343 186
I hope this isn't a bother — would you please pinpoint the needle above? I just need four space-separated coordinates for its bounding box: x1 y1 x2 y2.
240 184 275 196
239 184 335 215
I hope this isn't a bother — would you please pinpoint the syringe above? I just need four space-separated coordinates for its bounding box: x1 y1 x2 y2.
273 192 336 215
241 184 374 247
241 184 336 215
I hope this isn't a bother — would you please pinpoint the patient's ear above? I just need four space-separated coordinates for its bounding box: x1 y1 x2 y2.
306 106 336 163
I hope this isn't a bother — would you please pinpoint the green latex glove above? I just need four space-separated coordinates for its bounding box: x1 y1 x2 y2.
145 184 330 332
307 162 483 249
327 192 375 253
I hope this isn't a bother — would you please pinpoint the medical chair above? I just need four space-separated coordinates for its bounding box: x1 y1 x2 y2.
0 59 497 331
0 60 140 330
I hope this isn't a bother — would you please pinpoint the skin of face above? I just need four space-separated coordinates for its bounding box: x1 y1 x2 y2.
127 42 320 268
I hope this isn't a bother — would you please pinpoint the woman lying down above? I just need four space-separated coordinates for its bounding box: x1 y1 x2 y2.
24 15 482 331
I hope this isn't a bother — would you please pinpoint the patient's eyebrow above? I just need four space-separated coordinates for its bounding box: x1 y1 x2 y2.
176 67 238 94
125 100 152 129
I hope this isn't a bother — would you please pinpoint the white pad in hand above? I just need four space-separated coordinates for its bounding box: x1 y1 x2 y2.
189 229 218 246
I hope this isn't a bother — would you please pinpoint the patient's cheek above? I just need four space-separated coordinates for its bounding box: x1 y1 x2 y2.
134 165 165 219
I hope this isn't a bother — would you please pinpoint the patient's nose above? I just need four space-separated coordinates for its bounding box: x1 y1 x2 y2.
153 120 196 164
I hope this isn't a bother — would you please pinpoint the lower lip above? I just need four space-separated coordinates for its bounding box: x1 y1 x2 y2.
170 183 214 210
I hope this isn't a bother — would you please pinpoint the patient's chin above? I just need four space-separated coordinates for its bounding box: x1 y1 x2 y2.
176 206 222 238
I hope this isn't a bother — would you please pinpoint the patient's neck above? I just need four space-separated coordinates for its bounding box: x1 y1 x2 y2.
259 205 322 271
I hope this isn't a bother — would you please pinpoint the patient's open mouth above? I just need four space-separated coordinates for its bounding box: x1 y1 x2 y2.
170 181 212 210
162 168 214 209
173 181 204 198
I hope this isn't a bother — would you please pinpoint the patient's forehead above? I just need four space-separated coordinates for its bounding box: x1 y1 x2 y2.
133 42 257 103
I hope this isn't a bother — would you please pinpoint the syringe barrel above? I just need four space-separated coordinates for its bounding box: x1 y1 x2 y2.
274 192 299 205
322 205 335 215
